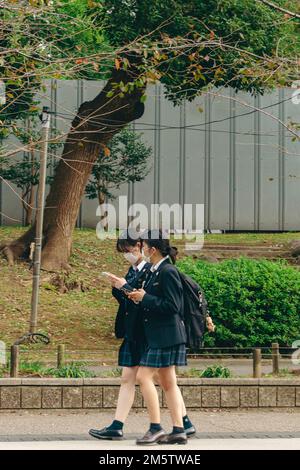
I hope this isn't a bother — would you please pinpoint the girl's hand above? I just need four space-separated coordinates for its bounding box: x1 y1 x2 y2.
206 315 215 332
127 288 146 303
113 277 127 289
106 273 127 289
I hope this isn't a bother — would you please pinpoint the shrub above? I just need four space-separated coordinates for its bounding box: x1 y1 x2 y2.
200 365 232 378
177 257 300 347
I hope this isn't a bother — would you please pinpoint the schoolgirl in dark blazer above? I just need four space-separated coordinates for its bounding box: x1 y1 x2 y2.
128 229 190 446
138 257 186 351
112 259 151 367
113 259 151 344
89 229 195 444
89 229 151 441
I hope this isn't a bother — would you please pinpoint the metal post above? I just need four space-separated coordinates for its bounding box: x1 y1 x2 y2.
10 345 19 378
272 342 280 375
29 107 50 334
253 348 262 378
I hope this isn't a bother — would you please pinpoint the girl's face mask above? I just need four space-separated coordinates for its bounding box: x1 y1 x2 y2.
142 245 154 263
123 250 140 265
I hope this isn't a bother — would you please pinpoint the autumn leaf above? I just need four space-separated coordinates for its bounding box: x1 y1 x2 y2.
104 147 110 157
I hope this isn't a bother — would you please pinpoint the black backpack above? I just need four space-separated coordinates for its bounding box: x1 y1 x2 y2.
176 269 210 350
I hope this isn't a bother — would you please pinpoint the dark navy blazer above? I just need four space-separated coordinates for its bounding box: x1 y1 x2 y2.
112 262 152 340
139 258 187 348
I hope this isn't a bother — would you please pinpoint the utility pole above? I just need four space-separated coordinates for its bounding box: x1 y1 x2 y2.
29 106 50 334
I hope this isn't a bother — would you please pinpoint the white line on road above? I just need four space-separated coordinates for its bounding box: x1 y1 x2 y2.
0 439 299 450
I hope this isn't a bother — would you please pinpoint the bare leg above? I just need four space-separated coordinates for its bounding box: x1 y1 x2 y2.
154 372 186 417
136 366 160 423
180 388 187 417
157 366 184 427
114 366 139 423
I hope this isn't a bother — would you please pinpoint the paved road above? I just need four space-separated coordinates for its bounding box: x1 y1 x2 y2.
0 409 299 450
89 358 300 377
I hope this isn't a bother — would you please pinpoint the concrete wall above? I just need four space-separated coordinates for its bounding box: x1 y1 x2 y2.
1 378 300 410
1 81 300 230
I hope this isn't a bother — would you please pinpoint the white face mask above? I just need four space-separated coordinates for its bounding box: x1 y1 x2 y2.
123 252 139 265
142 247 152 263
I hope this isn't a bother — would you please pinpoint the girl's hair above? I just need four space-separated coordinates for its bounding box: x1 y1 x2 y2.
116 228 142 253
141 229 178 264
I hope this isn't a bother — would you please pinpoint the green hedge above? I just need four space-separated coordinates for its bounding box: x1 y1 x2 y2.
177 257 300 347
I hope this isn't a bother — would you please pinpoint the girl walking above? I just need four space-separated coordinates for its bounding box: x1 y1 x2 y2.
89 229 195 442
89 229 151 440
128 229 190 445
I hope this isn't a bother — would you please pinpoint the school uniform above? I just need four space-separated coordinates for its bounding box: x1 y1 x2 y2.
112 260 151 367
138 256 187 368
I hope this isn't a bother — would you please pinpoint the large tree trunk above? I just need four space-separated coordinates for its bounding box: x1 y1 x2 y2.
1 68 145 271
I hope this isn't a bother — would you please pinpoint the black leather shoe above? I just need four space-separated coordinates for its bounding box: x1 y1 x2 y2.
185 425 196 436
159 431 188 445
89 427 123 440
136 429 166 445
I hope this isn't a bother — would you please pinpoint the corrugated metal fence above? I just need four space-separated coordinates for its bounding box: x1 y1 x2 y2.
0 80 299 230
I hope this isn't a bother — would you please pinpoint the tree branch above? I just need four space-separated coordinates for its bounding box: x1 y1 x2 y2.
256 0 300 19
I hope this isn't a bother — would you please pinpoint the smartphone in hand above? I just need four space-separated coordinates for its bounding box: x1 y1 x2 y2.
101 272 119 280
120 285 135 295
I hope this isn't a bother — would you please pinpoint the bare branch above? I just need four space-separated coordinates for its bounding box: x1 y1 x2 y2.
256 0 300 19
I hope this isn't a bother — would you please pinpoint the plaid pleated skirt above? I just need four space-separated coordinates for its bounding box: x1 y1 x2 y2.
118 339 187 368
118 338 146 367
139 343 187 368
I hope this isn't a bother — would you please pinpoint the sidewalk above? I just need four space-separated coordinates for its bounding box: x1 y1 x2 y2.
0 409 299 450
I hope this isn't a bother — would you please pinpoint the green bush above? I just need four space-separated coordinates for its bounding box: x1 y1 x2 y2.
200 365 232 378
178 257 300 347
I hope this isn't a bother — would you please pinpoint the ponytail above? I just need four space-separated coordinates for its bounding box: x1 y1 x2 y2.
166 245 178 264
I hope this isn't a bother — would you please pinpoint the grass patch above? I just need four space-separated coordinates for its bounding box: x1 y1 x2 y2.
179 365 232 378
1 360 95 378
45 362 95 378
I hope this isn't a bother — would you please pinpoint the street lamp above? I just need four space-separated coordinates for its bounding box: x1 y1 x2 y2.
14 106 51 346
